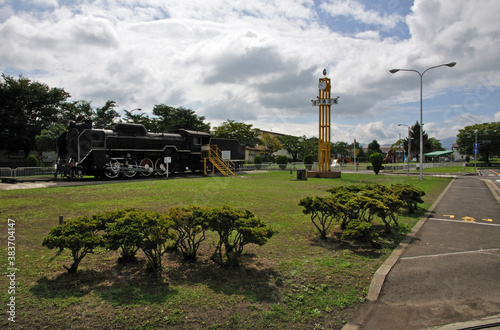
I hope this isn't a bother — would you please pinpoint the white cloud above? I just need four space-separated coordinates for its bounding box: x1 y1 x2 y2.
320 0 404 30
0 0 498 147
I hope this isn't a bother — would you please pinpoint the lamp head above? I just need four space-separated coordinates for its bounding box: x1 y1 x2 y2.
445 62 456 67
389 69 399 74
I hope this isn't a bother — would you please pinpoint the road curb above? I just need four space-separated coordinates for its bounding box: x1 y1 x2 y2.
483 179 500 206
343 177 456 330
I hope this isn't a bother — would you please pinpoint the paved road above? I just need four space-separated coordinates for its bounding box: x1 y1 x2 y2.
346 175 500 330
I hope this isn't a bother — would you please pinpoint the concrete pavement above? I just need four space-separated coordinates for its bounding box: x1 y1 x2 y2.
345 174 500 330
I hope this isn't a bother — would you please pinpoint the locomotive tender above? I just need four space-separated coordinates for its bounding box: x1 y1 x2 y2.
56 120 245 179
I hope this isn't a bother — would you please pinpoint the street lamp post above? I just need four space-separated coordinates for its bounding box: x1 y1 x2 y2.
474 129 477 174
398 124 411 176
390 62 456 179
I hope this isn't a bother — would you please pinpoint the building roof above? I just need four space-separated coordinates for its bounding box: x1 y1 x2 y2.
424 150 453 157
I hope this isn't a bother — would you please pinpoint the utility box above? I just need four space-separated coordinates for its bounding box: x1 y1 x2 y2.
297 169 308 181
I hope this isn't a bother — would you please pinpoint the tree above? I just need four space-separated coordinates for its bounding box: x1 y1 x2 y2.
212 120 259 147
59 100 94 125
369 152 384 174
298 136 318 160
0 74 70 155
428 137 445 152
456 122 500 163
42 216 105 273
408 121 431 161
152 104 210 132
259 133 282 161
122 109 155 131
35 124 67 153
367 140 382 157
205 206 275 267
58 100 120 129
93 100 120 129
331 141 349 159
278 135 301 161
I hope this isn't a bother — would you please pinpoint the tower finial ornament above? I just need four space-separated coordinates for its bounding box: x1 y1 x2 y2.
323 68 327 76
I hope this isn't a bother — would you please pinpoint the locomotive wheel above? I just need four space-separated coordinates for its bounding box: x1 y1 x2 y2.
105 159 120 179
155 158 167 175
73 166 85 179
140 158 154 176
123 160 138 178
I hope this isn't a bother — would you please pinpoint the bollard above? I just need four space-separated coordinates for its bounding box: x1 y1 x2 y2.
59 215 63 225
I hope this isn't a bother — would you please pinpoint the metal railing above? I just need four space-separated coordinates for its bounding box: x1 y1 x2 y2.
0 167 14 177
1 166 56 178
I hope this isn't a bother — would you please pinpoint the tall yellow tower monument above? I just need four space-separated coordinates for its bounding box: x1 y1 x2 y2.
311 70 339 174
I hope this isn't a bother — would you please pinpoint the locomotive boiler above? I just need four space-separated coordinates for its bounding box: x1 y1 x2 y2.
56 121 245 179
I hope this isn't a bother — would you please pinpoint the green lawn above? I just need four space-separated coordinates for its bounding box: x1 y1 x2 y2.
0 171 451 329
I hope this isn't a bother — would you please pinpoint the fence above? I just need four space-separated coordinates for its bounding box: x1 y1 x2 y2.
0 166 56 178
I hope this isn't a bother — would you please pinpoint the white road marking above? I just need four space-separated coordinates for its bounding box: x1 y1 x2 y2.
430 218 500 227
401 248 500 260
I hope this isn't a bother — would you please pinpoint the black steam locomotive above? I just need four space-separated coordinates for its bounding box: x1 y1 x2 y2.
56 121 245 179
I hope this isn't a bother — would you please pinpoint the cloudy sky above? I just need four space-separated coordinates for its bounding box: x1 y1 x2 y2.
1 0 499 147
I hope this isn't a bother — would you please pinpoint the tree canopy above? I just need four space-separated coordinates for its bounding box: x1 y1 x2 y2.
367 140 382 157
331 141 349 158
278 135 301 161
404 121 431 161
152 104 210 132
0 74 70 154
212 120 259 147
456 122 500 163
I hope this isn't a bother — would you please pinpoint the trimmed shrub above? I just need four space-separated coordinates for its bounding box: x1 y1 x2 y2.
254 155 262 169
341 219 379 246
390 183 425 214
369 152 384 174
304 155 314 170
276 155 288 170
42 216 105 273
361 184 403 233
100 208 176 272
26 154 39 167
100 209 146 263
205 206 276 267
299 196 342 239
134 210 176 272
168 205 210 260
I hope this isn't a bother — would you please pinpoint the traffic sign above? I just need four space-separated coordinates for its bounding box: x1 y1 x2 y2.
473 148 479 155
473 143 480 148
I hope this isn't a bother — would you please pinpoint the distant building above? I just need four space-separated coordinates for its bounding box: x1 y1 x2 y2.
246 129 291 162
452 143 466 161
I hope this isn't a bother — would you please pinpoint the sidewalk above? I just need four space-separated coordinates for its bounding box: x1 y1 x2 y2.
345 176 500 330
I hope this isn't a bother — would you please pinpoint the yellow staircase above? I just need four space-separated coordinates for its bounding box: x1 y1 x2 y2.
202 145 235 176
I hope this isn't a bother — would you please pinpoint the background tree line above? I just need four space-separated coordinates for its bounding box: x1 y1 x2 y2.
2 74 498 163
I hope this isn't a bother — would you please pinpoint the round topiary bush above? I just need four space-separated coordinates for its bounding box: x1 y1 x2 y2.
369 152 384 174
25 154 39 167
276 155 288 170
254 155 262 169
304 155 314 170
